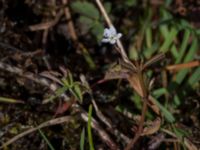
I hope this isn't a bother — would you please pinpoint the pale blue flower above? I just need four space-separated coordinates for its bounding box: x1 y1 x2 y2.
102 26 122 44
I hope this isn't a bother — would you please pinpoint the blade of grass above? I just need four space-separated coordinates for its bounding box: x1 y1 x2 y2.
170 44 179 59
144 43 159 59
80 128 85 150
160 27 178 53
175 38 198 84
183 39 198 62
87 104 94 150
82 47 96 69
159 25 169 39
151 97 175 123
38 129 55 150
175 29 190 64
153 88 168 99
187 67 200 86
145 27 152 49
0 96 24 104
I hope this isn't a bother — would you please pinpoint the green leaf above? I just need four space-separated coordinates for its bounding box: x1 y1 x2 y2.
170 44 179 59
173 95 180 107
144 43 159 58
131 93 142 110
151 97 175 123
73 84 83 103
48 86 69 102
145 27 152 49
175 69 188 85
160 25 169 39
80 128 85 150
71 2 99 20
175 38 198 84
129 44 138 60
38 129 55 150
173 127 190 138
68 72 74 86
62 72 74 87
0 96 24 104
153 88 168 99
188 67 200 86
79 16 94 32
87 105 94 150
175 29 190 64
91 22 104 42
82 47 96 69
104 2 112 13
125 0 137 7
183 38 198 62
160 27 178 53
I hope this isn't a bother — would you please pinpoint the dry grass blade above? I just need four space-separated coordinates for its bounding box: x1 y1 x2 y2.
0 116 71 149
143 53 165 70
166 60 200 71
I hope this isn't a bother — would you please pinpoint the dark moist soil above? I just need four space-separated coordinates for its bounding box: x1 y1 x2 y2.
0 0 200 150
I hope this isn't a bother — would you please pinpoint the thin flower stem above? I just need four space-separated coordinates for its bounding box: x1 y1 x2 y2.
95 0 129 63
95 1 151 149
95 0 112 27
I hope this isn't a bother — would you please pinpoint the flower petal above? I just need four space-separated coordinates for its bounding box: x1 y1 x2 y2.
110 39 116 44
103 28 110 37
109 26 117 35
102 38 110 43
117 33 122 39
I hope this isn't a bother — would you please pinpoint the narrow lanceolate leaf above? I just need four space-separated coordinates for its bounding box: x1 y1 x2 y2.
48 86 69 102
151 97 175 123
38 129 55 150
175 38 198 84
153 88 168 99
87 105 94 150
160 27 178 53
71 1 99 20
73 84 83 103
187 67 200 86
170 44 179 59
0 96 24 104
80 128 85 150
175 29 190 64
145 27 152 49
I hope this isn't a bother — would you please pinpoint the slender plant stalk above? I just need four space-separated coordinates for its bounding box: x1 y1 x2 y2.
95 0 129 63
125 70 149 150
125 98 148 150
88 105 95 150
94 1 154 149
